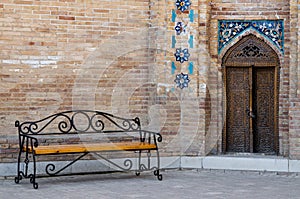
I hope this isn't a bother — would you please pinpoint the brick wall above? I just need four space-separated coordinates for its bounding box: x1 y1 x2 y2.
289 0 300 159
0 0 300 163
0 0 155 162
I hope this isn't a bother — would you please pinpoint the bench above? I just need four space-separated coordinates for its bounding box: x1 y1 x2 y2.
14 110 162 189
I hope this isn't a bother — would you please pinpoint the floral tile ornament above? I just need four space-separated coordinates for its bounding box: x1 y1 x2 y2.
175 22 186 35
218 20 284 54
174 73 190 89
174 48 190 63
175 0 191 12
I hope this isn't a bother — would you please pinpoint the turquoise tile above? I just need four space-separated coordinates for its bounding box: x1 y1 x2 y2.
189 10 194 22
188 35 194 48
172 35 176 48
172 9 176 22
171 62 176 74
188 62 194 74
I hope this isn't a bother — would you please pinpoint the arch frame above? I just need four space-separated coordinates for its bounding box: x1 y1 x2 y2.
219 28 283 67
220 33 280 154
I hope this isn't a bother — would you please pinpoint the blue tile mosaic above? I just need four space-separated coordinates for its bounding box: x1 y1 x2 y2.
171 0 194 90
174 48 190 63
175 22 186 35
218 20 284 54
175 0 191 12
174 73 190 89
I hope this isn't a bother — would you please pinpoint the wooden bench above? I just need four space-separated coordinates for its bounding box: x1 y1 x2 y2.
14 110 162 189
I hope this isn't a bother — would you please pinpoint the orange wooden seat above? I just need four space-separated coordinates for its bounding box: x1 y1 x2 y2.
24 142 157 155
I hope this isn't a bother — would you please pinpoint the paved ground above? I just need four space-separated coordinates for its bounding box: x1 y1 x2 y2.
1 169 300 199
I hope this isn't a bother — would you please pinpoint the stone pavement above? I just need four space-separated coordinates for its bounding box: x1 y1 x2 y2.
1 169 300 199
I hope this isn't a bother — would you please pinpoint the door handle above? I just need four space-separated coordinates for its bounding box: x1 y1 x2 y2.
246 108 255 118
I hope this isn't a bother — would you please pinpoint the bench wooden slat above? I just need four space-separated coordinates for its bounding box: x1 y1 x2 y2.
24 142 157 155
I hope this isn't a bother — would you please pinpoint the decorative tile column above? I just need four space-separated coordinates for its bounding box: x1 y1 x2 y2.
171 0 195 90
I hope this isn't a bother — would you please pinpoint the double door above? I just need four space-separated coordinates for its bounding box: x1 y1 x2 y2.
225 66 278 154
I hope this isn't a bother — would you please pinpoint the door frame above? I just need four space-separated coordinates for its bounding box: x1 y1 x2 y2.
221 34 280 154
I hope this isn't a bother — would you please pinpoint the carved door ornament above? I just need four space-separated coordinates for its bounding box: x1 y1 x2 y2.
222 35 279 154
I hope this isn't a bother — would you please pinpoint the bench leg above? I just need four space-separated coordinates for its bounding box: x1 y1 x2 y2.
15 152 38 189
135 151 142 176
136 150 162 181
14 149 23 184
30 153 38 189
14 149 38 189
154 149 162 181
154 169 163 181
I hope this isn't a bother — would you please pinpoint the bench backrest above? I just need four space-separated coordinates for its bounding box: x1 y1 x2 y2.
15 110 141 135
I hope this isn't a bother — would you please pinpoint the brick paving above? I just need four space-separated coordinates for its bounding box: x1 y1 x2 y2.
1 169 300 199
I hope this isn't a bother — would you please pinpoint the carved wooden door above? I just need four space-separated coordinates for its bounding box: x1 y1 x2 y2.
222 35 279 154
225 66 276 153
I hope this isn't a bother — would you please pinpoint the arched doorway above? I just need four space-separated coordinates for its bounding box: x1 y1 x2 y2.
222 34 279 154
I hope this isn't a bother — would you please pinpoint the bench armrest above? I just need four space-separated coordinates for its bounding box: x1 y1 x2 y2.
140 130 162 144
19 134 39 151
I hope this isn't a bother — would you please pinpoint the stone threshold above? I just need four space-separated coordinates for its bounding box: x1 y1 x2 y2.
181 156 300 173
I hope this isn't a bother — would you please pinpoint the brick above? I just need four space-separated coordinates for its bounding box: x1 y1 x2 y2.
59 16 75 20
59 0 75 2
93 9 109 13
14 1 33 5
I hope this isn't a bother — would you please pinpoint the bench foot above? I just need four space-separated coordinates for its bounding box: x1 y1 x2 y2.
154 170 163 181
14 175 22 184
32 182 38 189
29 175 38 189
15 171 38 189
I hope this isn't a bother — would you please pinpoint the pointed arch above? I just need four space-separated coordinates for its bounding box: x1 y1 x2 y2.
222 33 280 67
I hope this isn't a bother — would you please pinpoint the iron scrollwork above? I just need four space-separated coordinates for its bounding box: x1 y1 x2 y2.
15 110 162 189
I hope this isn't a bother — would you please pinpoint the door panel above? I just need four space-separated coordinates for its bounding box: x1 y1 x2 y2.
253 68 275 153
226 67 250 152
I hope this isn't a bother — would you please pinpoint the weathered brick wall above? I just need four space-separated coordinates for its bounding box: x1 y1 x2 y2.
289 0 300 159
0 0 299 163
0 0 155 162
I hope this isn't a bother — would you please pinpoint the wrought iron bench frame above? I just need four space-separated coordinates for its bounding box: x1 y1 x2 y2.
14 110 162 189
